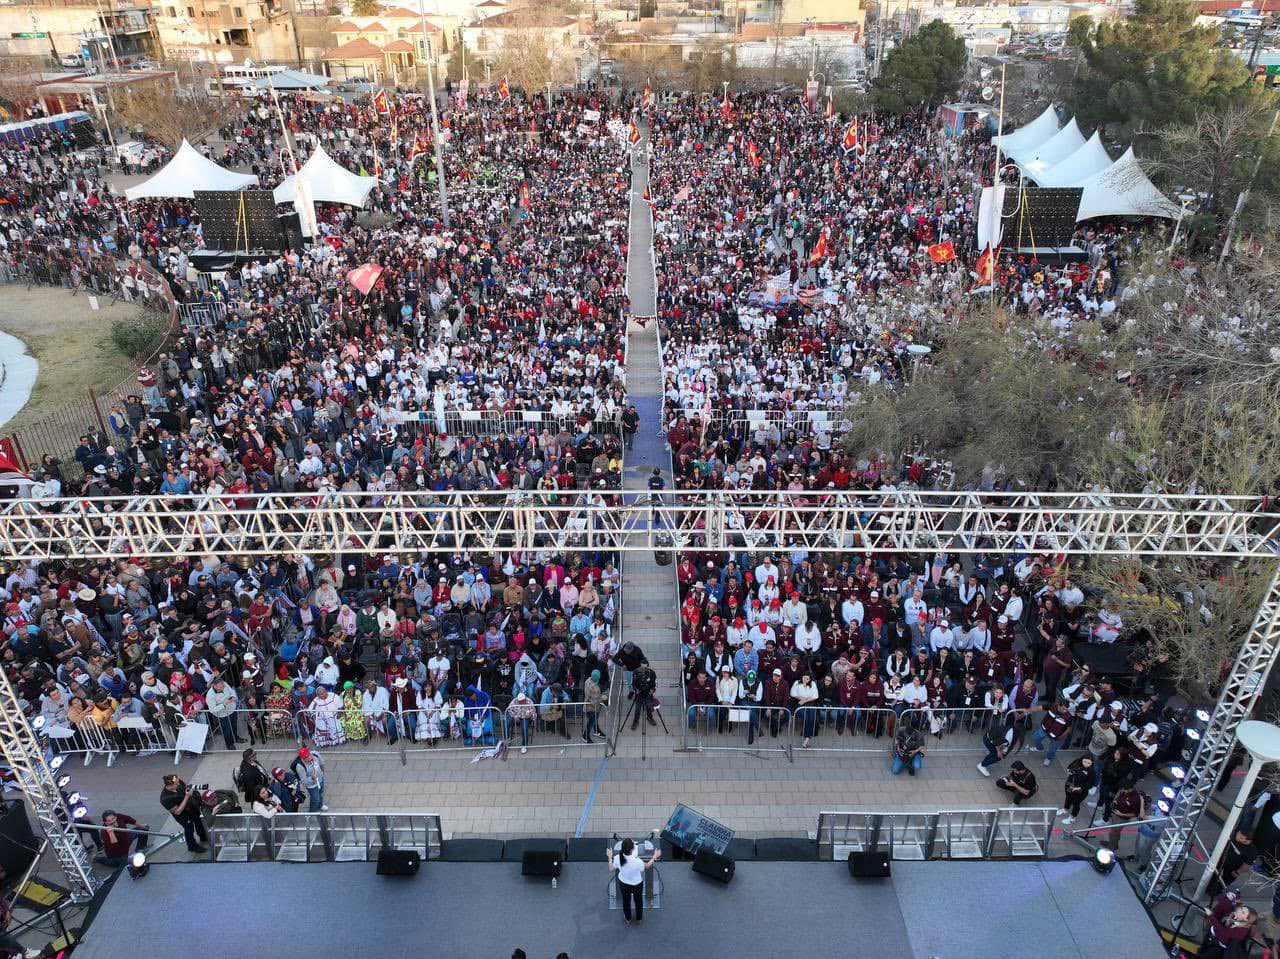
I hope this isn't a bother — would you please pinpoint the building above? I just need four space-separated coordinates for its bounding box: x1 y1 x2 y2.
779 0 863 24
151 0 301 64
460 9 581 73
0 2 158 69
320 8 456 83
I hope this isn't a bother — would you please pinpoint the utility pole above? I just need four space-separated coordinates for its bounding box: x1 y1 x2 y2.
1248 0 1268 73
770 0 783 83
419 7 451 227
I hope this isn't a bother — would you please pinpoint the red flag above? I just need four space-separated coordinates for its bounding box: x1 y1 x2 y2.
841 118 858 152
825 97 834 121
928 241 956 264
642 184 654 211
720 92 731 123
372 88 389 115
975 244 997 284
346 263 384 296
390 117 399 147
747 141 761 170
370 135 382 176
628 120 641 145
643 80 652 109
808 230 829 266
409 133 426 162
519 180 531 210
497 76 510 101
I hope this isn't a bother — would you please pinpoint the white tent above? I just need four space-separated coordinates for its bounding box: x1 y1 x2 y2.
1014 117 1085 174
991 105 1059 159
1075 147 1179 221
273 145 379 208
248 69 332 91
1033 132 1113 188
123 139 258 201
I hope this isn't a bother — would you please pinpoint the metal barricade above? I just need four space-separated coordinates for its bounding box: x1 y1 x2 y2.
211 812 444 863
41 720 118 767
792 706 896 753
116 715 170 756
178 300 228 332
515 700 603 750
386 705 503 752
990 807 1057 858
935 809 999 859
685 701 792 757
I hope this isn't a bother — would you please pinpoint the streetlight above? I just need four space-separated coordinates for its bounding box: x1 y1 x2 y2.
1193 720 1280 900
417 8 451 228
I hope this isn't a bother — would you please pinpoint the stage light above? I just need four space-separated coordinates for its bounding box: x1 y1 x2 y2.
71 805 88 820
1169 765 1186 781
1161 786 1177 802
32 716 45 730
1093 848 1117 875
1157 800 1171 815
1185 728 1201 741
1195 709 1211 724
68 792 82 805
56 776 71 788
49 755 65 771
128 852 149 880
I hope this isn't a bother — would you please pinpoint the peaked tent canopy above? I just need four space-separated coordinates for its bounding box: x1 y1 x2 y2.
1033 132 1113 188
273 145 379 208
1014 117 1085 174
1075 147 1179 222
990 105 1059 159
246 69 332 91
124 139 258 201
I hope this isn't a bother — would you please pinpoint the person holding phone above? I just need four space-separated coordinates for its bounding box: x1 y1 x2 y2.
606 838 660 925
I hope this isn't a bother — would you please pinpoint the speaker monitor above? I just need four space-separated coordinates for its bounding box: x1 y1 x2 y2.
522 850 562 877
692 848 735 884
848 851 891 879
376 848 421 876
0 801 38 883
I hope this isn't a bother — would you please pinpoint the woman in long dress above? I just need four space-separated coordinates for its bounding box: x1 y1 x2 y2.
415 680 443 744
339 681 368 742
307 687 346 747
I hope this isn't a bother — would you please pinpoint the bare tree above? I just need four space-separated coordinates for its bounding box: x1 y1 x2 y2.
113 85 228 151
0 58 43 121
490 17 576 95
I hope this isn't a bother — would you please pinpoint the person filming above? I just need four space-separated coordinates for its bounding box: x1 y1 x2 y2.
630 658 658 729
607 838 661 925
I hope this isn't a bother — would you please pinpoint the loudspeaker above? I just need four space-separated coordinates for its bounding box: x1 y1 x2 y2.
521 850 562 877
376 848 421 876
692 848 735 884
848 851 890 878
0 801 37 882
615 642 643 671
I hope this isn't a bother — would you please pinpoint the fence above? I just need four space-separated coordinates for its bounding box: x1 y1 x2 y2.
388 407 623 442
684 701 793 756
815 808 1058 861
209 811 444 863
0 243 180 474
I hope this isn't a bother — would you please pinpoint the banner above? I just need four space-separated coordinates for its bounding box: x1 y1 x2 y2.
660 803 734 855
805 79 819 112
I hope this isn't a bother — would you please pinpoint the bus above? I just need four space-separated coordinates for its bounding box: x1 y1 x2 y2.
205 62 288 95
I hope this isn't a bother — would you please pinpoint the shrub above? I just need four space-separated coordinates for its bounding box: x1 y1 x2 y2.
110 311 167 359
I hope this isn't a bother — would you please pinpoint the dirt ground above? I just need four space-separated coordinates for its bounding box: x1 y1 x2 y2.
0 285 143 432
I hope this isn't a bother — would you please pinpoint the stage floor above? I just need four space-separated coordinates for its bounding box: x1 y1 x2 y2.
75 859 1166 959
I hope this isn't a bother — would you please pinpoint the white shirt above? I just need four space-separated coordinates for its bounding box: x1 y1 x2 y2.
904 597 927 626
616 852 645 885
795 622 821 653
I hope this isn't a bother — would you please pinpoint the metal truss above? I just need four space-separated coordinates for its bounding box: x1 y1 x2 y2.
0 486 1277 902
0 489 1276 561
1139 564 1280 904
0 671 98 901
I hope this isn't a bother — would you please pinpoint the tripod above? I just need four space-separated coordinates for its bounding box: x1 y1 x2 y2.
611 691 669 761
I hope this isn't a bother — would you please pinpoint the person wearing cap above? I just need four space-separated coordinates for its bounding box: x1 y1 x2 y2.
761 667 790 738
159 774 208 854
290 747 328 811
269 765 304 812
928 618 955 654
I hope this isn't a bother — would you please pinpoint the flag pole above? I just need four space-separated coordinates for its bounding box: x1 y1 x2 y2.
419 5 452 228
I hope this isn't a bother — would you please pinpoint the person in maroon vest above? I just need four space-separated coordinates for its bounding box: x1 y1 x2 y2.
858 670 887 737
991 615 1016 654
761 668 790 738
1031 701 1072 765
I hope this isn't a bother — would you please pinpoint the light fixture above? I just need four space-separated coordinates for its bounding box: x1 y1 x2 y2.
49 755 65 771
1160 786 1177 802
68 792 82 806
1093 847 1117 875
1185 728 1201 741
128 852 149 880
56 776 71 789
32 716 45 730
1169 765 1186 781
1195 709 1211 724
71 805 89 820
1156 800 1171 815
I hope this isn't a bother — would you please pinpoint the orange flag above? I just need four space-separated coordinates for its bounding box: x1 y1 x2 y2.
808 230 829 266
928 241 956 264
976 244 997 284
497 76 510 101
747 141 761 169
628 121 641 145
841 118 858 152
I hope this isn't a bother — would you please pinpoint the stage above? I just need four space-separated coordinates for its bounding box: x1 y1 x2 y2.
74 858 1167 959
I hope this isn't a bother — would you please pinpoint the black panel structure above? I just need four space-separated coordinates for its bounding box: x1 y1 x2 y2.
1001 186 1083 249
195 189 284 252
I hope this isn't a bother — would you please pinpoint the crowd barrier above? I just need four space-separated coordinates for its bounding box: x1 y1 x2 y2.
684 701 792 755
389 408 623 442
210 811 444 863
816 807 1058 861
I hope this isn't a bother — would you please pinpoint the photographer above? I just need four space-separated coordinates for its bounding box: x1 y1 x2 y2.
630 658 658 730
159 774 208 854
1200 892 1258 959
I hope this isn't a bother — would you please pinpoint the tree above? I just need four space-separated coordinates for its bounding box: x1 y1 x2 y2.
351 0 379 16
871 20 967 114
113 85 227 151
489 17 576 94
1068 0 1257 141
1147 97 1280 228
